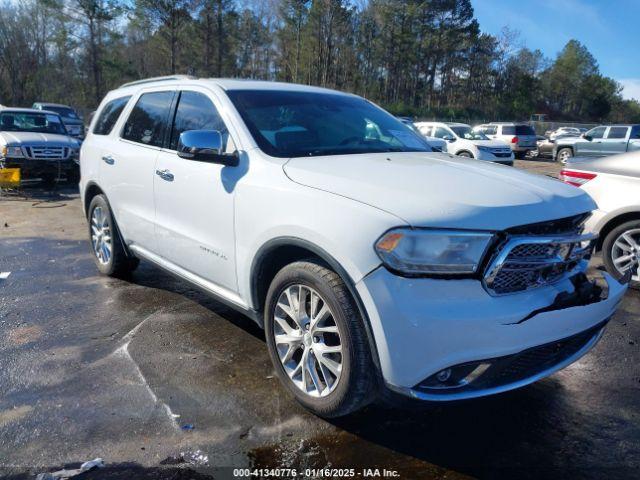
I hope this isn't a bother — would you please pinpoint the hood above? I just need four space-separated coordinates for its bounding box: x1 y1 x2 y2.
283 152 596 230
0 131 79 147
471 139 510 148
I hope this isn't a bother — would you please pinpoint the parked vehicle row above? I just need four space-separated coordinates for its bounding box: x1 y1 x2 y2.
79 76 628 417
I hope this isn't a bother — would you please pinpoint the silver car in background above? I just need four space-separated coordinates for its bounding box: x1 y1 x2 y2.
473 122 538 158
560 151 640 288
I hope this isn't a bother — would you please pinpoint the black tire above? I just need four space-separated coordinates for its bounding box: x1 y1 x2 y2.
264 260 376 417
514 151 526 159
87 194 139 277
457 151 473 158
557 147 573 163
602 220 640 290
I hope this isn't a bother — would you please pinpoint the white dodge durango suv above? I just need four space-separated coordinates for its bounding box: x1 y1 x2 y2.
80 76 627 417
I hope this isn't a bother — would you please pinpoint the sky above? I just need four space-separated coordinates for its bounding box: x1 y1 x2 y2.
470 0 640 101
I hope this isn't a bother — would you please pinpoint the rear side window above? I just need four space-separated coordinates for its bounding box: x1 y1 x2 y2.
607 127 629 139
502 126 515 135
515 125 535 136
93 96 131 135
122 91 174 147
169 91 229 150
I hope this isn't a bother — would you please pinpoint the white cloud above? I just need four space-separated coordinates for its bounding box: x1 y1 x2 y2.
619 79 640 101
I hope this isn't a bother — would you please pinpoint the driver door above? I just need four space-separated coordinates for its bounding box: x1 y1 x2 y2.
154 88 239 294
577 126 607 156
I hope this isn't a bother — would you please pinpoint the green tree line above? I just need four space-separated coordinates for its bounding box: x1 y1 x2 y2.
1 0 638 122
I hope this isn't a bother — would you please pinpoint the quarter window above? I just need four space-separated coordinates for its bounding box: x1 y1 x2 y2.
606 127 629 139
169 91 230 151
93 96 131 135
122 91 174 147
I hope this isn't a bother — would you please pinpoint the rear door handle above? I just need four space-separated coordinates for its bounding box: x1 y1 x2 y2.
101 155 115 165
155 169 174 182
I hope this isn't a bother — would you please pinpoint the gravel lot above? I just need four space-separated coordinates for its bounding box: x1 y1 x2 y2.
0 159 638 479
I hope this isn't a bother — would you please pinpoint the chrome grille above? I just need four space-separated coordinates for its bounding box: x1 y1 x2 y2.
484 233 596 295
24 146 69 160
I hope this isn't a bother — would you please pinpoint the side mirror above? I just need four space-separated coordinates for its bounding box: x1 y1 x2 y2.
443 135 455 142
177 130 239 167
583 134 592 141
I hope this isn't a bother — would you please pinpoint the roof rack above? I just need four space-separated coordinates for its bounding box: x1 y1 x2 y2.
118 75 196 89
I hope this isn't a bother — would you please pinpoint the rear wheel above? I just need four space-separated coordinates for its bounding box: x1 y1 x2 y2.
602 220 640 289
557 148 573 164
88 194 139 277
264 260 375 417
457 151 473 158
514 151 527 159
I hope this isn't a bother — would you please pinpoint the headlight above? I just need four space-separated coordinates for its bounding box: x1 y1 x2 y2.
1 146 23 158
477 146 493 152
375 228 494 275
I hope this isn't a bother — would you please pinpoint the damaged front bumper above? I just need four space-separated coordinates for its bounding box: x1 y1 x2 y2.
356 267 628 400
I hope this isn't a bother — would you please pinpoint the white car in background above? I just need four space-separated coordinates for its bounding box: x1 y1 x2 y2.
396 117 446 152
414 122 514 165
561 151 640 288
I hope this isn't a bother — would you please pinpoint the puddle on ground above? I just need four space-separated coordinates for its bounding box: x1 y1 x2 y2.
248 430 471 479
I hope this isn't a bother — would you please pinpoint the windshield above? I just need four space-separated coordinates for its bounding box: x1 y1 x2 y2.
0 112 68 135
44 106 79 119
450 125 488 140
226 90 432 158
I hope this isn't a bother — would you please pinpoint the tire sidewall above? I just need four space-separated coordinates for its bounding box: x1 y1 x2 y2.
602 220 640 289
558 148 572 163
88 195 117 276
264 264 360 416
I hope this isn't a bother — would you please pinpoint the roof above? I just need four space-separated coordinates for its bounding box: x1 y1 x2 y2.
33 102 73 108
115 75 354 96
0 107 60 115
414 121 470 127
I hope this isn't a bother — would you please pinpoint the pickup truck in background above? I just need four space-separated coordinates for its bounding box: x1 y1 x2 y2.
555 124 640 163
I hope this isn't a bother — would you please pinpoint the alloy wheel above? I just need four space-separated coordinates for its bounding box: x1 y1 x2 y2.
272 284 343 397
90 206 112 265
611 228 640 282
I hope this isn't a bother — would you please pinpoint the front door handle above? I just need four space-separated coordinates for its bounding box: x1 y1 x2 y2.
101 155 115 165
155 169 174 182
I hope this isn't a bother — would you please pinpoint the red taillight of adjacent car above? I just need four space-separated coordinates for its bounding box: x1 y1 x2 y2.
511 136 519 144
560 169 597 187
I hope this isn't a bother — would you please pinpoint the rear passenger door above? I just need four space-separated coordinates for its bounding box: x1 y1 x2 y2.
601 126 630 156
153 88 240 295
102 89 175 252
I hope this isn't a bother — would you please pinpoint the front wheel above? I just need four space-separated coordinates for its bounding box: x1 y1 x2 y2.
557 148 573 164
602 220 640 289
457 151 473 158
264 260 376 417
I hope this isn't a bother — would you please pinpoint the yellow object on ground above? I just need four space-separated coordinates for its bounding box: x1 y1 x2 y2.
0 168 20 187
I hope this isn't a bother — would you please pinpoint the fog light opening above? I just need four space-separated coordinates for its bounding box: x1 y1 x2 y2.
436 369 451 382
